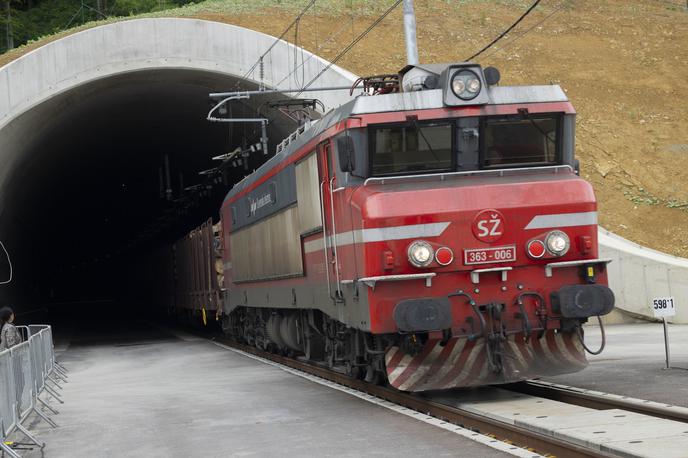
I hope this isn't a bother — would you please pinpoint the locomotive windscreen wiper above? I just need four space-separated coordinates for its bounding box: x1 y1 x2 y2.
517 108 556 144
370 122 453 176
483 113 558 167
409 118 441 163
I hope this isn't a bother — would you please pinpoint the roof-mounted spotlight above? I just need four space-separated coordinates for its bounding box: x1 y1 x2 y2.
439 63 490 107
450 68 482 100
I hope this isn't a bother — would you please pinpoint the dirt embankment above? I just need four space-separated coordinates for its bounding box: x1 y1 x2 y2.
3 0 688 256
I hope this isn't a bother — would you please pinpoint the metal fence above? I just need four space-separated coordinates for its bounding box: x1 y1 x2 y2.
0 325 67 457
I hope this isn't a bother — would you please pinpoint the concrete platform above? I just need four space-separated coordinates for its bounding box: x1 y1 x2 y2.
545 323 688 407
428 388 688 458
18 322 513 458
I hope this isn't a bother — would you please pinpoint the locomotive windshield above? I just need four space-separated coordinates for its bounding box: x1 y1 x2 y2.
370 123 452 176
366 114 563 178
483 116 558 167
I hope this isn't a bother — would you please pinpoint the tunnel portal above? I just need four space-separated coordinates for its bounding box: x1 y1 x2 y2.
0 18 356 316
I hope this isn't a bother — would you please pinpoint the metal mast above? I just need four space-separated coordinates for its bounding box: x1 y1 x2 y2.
403 0 419 65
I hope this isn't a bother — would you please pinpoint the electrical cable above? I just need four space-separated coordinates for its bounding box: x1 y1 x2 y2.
575 315 606 355
274 18 355 89
293 19 300 88
465 0 542 62
297 0 404 96
238 0 317 85
482 0 568 60
0 240 13 285
293 17 307 90
214 0 317 161
650 0 686 8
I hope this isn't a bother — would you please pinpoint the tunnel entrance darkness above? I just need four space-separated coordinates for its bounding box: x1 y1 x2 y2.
0 69 298 319
0 18 357 329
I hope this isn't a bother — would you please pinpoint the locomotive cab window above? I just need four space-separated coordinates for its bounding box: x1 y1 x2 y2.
370 123 453 176
482 116 559 168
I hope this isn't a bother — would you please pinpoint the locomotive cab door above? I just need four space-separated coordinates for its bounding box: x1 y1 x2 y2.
317 140 343 302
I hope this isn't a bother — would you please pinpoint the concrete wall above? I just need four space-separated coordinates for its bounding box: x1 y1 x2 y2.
0 18 357 211
600 228 688 324
0 18 356 128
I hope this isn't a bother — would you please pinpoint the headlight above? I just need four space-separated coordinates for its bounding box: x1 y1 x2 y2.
408 240 434 268
450 70 481 100
467 78 481 93
451 78 465 95
545 231 570 256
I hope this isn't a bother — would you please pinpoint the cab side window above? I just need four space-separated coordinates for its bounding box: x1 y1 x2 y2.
482 116 559 168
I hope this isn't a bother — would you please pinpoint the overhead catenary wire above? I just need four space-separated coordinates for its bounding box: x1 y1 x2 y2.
297 0 404 96
274 16 358 89
207 1 318 172
216 0 318 160
482 0 568 60
650 0 687 8
293 16 307 89
238 0 318 85
464 0 543 62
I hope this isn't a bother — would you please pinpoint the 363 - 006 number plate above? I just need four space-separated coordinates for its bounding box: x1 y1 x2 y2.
464 245 516 265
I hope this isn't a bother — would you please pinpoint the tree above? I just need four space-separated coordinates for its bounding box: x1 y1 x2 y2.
1 0 195 55
4 0 14 51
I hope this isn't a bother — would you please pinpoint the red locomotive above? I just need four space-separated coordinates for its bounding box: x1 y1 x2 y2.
206 63 614 391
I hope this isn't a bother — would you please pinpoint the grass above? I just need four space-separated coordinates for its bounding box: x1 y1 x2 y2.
1 0 543 62
623 187 688 212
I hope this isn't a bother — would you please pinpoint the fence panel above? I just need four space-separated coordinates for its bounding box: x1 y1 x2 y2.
32 333 46 395
40 331 49 384
0 324 62 455
11 343 33 420
0 351 16 436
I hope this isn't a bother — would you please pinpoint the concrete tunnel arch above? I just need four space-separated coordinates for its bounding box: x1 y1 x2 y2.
0 18 357 310
1 17 687 323
0 18 357 192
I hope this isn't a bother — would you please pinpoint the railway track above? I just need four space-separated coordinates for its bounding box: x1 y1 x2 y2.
206 330 688 457
507 380 688 424
213 335 688 458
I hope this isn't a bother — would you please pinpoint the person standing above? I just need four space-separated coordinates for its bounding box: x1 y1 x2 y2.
1 306 24 409
0 306 22 350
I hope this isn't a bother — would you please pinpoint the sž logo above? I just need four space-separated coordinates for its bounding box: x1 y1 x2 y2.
472 209 505 243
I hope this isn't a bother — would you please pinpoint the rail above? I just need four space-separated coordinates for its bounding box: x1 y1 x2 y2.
509 380 688 424
0 325 67 457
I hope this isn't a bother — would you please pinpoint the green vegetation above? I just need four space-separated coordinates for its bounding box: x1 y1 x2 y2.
623 187 688 213
0 0 195 53
1 0 539 56
0 0 379 54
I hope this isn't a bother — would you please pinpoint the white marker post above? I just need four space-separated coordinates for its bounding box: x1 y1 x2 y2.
650 297 676 369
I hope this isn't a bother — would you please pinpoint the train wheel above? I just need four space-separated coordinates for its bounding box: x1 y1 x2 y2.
351 363 366 380
304 332 324 361
363 364 386 385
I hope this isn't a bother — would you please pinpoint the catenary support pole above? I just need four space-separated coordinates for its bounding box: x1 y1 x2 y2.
403 0 419 65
